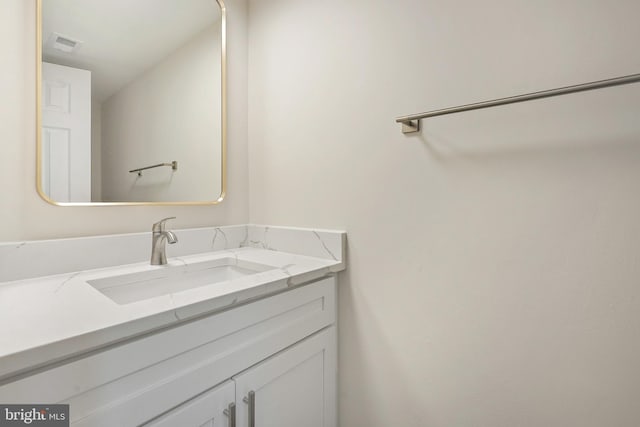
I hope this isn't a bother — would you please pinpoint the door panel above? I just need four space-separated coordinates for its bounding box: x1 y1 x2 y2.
257 353 324 427
42 127 71 201
41 62 91 202
234 327 336 427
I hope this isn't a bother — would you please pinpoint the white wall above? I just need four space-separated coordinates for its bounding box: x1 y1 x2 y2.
101 24 222 202
247 1 640 426
0 0 248 241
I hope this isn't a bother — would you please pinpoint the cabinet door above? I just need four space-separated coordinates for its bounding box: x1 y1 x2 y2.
233 327 336 427
144 380 235 427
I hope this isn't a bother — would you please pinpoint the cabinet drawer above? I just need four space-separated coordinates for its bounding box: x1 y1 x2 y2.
0 277 335 426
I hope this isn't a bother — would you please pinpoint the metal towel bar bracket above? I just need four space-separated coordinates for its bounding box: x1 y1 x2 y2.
396 73 640 134
129 161 178 176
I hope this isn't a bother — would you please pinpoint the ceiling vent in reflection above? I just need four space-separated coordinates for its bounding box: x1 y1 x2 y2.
47 33 83 54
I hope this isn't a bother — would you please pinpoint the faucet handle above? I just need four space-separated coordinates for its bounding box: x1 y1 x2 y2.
152 217 176 232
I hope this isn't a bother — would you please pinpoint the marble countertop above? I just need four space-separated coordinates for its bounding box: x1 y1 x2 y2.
0 246 344 381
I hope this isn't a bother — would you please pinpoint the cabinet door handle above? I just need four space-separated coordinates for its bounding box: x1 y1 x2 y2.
223 402 236 427
243 391 256 427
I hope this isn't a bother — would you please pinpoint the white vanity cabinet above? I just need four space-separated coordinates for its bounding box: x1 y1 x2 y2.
147 327 335 427
0 277 337 427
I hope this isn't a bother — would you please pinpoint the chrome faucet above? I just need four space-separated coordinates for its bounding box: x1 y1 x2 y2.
151 217 178 265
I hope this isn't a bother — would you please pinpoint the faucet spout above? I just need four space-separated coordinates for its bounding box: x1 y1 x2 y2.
164 230 178 244
150 217 178 265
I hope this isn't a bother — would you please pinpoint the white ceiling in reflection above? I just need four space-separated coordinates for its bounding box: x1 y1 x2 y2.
42 0 221 102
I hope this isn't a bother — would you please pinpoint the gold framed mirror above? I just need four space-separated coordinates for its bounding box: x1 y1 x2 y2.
36 0 226 206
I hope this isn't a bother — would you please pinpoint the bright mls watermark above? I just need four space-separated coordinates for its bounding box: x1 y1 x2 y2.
0 405 69 426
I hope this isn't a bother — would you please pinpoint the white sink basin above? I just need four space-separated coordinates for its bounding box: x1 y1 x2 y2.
87 258 274 305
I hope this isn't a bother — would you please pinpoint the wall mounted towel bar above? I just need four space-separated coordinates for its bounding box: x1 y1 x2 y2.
396 73 640 133
129 161 178 177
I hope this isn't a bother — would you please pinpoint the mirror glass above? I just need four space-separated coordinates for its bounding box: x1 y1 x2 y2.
38 0 225 205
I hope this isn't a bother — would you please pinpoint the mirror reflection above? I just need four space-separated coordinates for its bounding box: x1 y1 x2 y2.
39 0 225 204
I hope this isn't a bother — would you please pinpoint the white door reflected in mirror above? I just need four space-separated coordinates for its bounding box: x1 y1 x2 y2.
37 0 226 205
41 62 91 202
